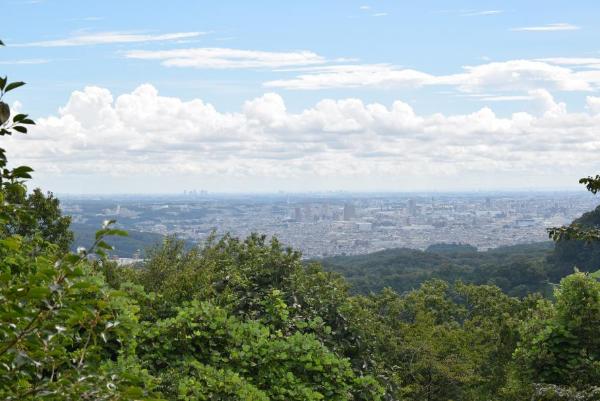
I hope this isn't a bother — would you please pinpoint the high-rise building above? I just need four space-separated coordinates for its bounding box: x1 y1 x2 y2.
303 204 312 221
343 203 356 221
408 199 417 216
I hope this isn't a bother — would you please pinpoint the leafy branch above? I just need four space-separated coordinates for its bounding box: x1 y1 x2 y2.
548 175 600 243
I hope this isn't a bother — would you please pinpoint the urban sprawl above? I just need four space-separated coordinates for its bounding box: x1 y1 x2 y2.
62 192 599 259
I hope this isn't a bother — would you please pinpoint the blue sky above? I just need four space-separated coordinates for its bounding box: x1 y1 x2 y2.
3 1 600 193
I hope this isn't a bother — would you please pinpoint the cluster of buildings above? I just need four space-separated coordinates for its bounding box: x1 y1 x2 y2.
62 192 600 258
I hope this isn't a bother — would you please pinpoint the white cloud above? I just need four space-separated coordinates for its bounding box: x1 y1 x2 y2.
266 64 433 89
265 60 598 92
461 10 503 16
446 60 593 92
6 85 600 190
511 23 580 32
537 57 600 66
586 96 600 114
125 47 327 69
529 89 567 115
0 58 49 65
372 13 388 17
474 95 535 102
121 46 600 95
16 31 204 47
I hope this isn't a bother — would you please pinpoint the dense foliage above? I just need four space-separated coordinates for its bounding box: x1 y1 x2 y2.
321 242 553 297
3 39 600 400
548 205 600 281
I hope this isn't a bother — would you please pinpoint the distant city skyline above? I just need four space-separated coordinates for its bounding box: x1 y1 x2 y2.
3 1 600 193
64 192 600 258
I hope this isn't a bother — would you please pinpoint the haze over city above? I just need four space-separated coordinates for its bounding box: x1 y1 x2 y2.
3 0 600 194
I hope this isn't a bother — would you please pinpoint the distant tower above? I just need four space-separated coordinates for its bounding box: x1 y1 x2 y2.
343 203 356 221
408 199 417 217
303 204 312 221
294 207 302 221
485 197 492 209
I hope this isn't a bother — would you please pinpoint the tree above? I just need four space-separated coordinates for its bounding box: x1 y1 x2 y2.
0 40 154 400
548 175 600 244
121 234 383 400
514 272 600 389
336 281 531 401
4 188 73 252
138 300 382 400
502 174 600 400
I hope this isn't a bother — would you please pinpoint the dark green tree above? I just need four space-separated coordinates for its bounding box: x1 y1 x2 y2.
4 188 73 252
0 39 155 400
513 272 600 399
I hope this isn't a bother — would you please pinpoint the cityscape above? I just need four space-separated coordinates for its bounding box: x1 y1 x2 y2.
61 191 600 259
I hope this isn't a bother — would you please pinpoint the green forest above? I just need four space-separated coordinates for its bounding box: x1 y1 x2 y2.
320 241 554 297
3 40 600 401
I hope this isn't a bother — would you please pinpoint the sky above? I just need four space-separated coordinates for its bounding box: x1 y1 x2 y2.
3 0 600 194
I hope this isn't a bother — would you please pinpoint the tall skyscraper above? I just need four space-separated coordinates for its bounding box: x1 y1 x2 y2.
343 203 356 221
294 207 302 221
408 199 417 216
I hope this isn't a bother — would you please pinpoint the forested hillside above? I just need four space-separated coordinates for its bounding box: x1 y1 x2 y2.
548 205 600 280
322 228 600 299
321 242 554 297
71 223 166 258
3 40 600 401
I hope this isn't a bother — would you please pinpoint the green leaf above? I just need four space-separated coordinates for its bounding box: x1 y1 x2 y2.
0 237 21 251
28 286 51 299
106 229 128 237
0 76 6 91
5 81 26 93
12 165 34 179
96 240 114 250
12 126 27 133
63 254 82 264
12 114 27 123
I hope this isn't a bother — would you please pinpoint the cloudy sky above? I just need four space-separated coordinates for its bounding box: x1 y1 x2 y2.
3 0 600 193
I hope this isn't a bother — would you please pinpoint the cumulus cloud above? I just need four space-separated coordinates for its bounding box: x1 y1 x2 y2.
125 47 327 69
586 96 600 114
511 23 580 32
265 60 600 92
447 60 594 92
16 31 204 47
6 85 600 189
